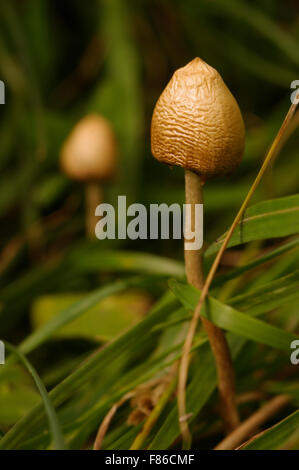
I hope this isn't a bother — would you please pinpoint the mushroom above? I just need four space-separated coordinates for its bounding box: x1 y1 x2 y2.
151 57 245 442
60 114 117 238
151 57 245 181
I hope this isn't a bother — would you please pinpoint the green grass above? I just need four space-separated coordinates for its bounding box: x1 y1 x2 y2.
0 0 298 451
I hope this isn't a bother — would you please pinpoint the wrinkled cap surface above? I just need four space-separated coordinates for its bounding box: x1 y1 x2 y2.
60 114 117 182
151 57 245 180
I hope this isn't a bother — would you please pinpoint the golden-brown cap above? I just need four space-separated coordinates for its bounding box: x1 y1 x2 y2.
151 57 245 180
60 114 117 182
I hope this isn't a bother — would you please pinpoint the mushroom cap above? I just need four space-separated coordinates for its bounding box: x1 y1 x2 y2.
151 57 245 180
60 114 117 182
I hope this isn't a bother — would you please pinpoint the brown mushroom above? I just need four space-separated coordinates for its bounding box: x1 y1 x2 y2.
151 57 245 181
151 57 245 443
60 114 117 238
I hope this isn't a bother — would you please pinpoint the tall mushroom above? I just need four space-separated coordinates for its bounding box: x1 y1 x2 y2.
60 114 118 238
151 57 245 442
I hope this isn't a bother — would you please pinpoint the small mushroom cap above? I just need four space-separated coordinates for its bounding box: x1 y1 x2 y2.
60 114 117 182
151 57 245 180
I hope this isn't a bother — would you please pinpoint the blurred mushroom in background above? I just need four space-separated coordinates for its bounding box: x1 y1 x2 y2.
60 114 118 238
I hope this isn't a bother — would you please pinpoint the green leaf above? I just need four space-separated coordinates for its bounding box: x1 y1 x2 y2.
169 280 299 351
242 410 299 450
30 291 150 342
4 342 66 450
19 277 148 355
206 195 299 257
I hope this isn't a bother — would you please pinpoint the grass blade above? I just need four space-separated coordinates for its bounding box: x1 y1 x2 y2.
242 410 299 450
0 292 178 449
4 342 66 450
169 280 299 351
206 195 299 257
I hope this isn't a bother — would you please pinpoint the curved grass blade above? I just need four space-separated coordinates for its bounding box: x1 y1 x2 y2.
4 342 66 450
242 410 299 450
0 292 178 449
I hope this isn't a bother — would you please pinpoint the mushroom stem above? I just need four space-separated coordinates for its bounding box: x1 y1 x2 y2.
184 170 205 288
85 182 103 239
179 169 239 448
